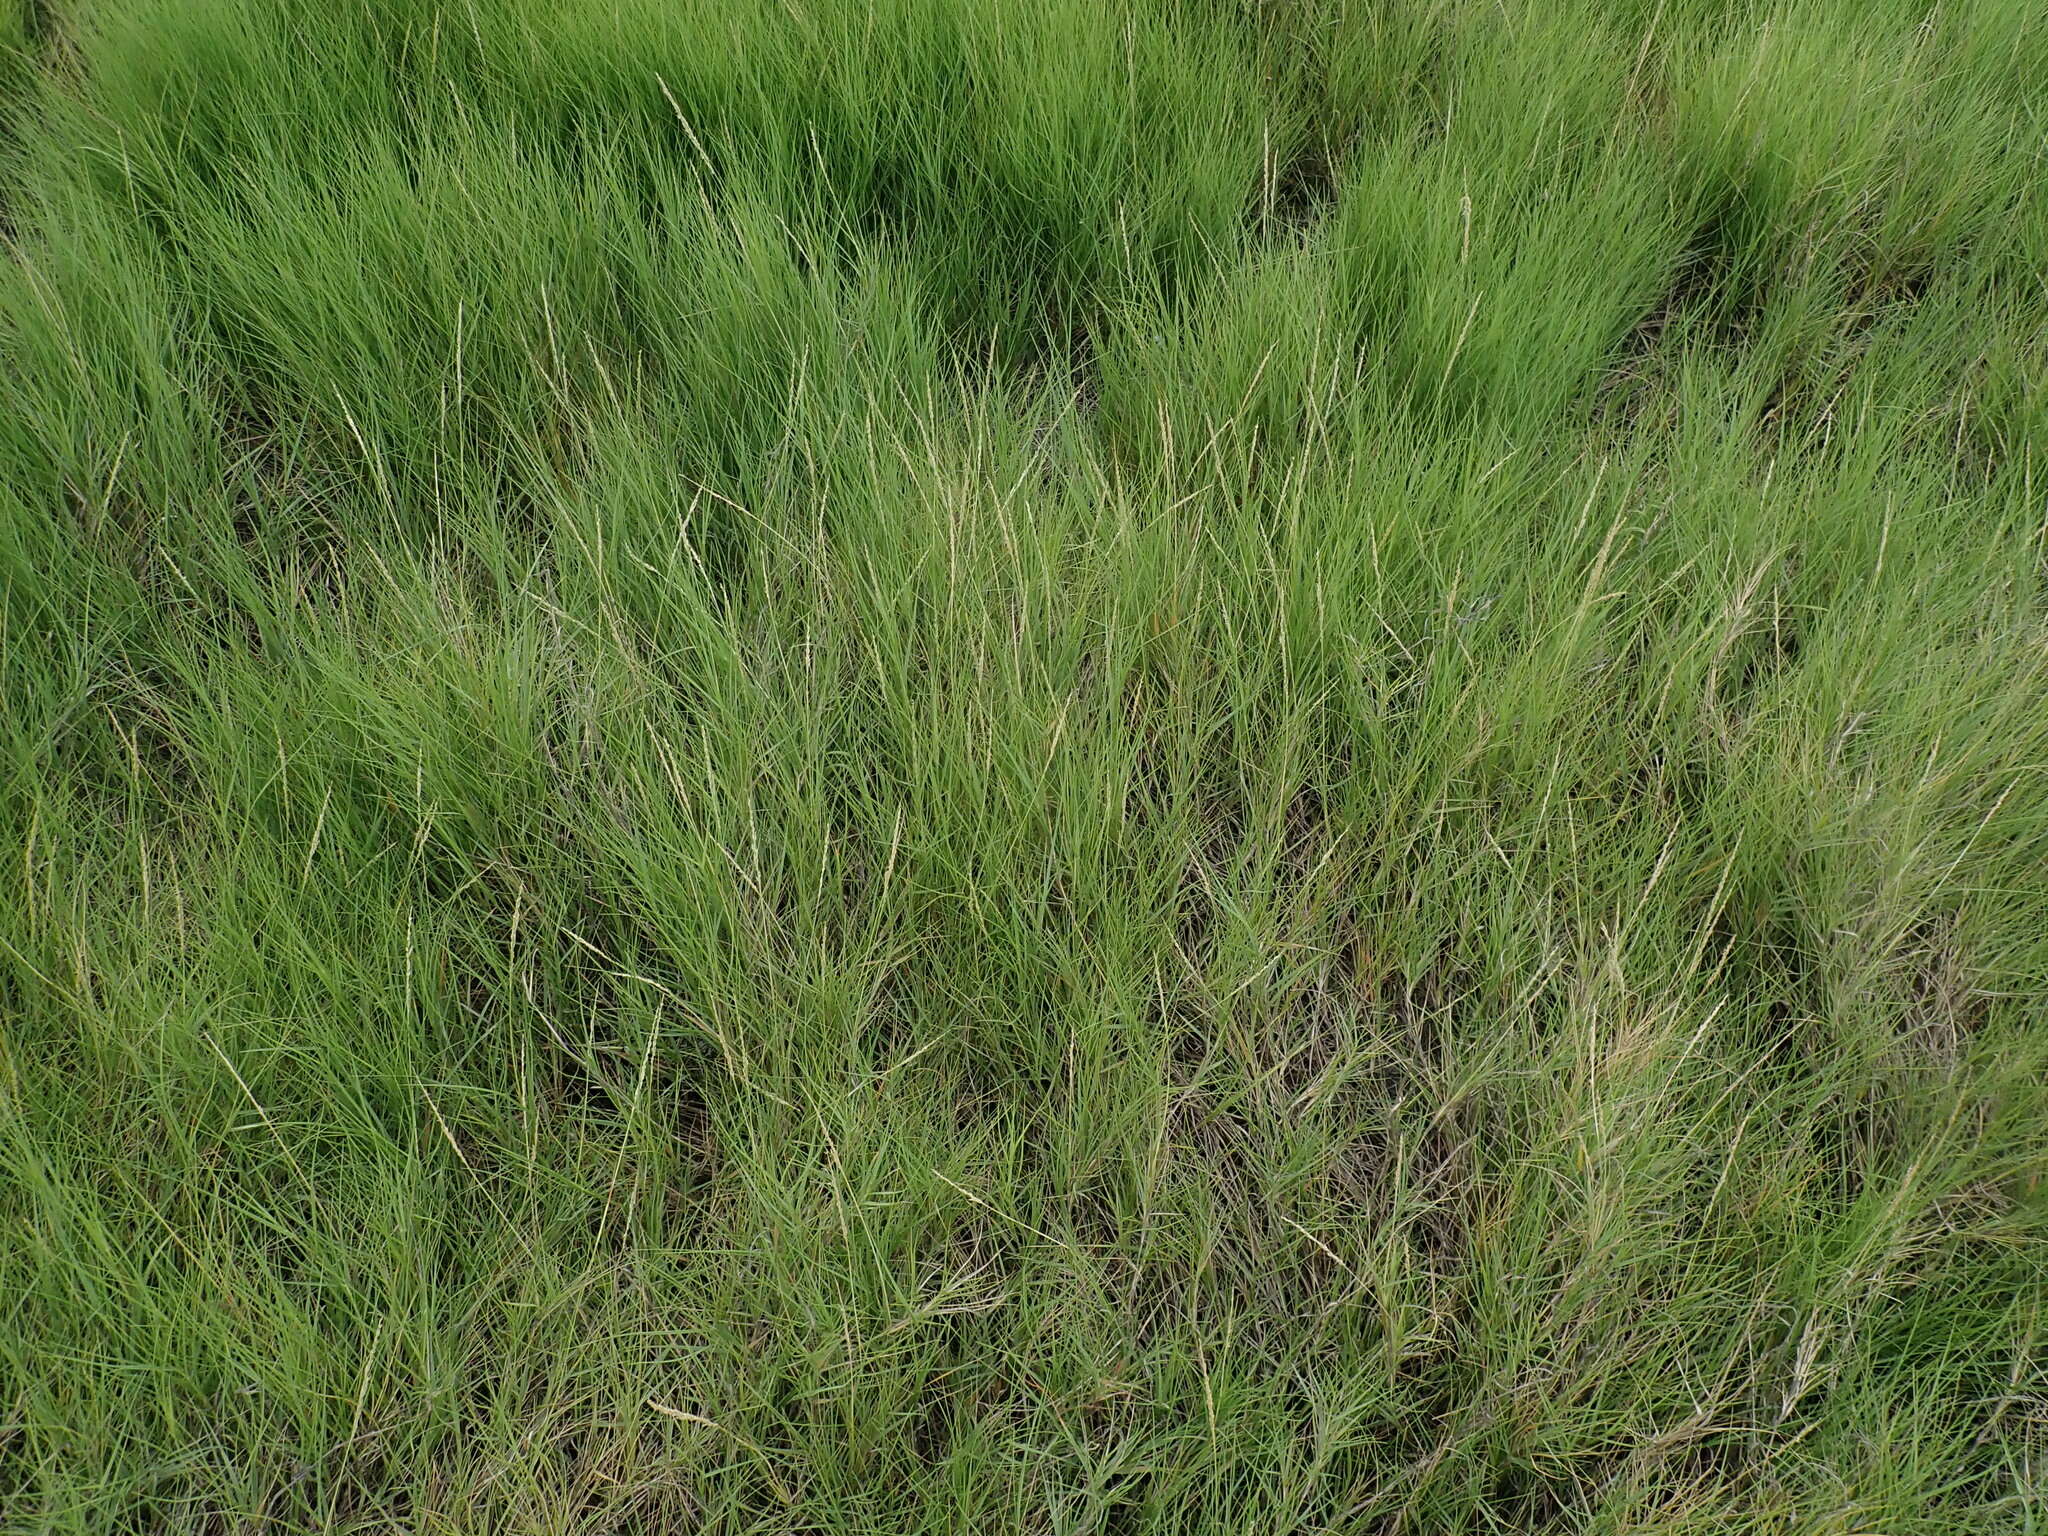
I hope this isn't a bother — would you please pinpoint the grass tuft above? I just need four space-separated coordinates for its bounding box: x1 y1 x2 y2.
2 0 2045 1530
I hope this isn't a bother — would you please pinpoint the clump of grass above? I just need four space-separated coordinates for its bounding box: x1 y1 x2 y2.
2 0 2044 1531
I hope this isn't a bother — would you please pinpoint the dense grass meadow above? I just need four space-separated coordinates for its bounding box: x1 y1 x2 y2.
3 0 2048 1529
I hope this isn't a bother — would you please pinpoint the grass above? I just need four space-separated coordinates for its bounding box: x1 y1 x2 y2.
1 0 2045 1529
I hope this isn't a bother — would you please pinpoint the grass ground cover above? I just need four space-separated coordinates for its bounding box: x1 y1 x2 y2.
1 0 2045 1530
